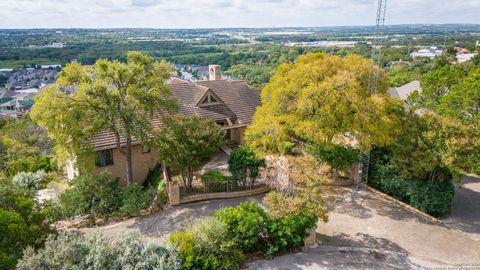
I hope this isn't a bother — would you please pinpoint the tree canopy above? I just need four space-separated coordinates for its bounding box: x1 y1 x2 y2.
245 52 403 154
155 115 225 187
31 51 178 183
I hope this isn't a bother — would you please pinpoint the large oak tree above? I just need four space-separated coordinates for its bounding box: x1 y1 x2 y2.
245 53 403 154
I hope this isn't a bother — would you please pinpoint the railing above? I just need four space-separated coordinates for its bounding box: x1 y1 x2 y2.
180 178 265 198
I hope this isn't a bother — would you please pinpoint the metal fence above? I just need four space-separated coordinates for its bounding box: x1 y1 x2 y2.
180 178 264 197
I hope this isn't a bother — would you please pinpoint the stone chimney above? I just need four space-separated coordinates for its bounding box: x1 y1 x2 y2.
209 65 221 81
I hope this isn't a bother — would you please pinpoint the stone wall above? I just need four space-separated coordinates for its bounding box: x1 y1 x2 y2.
263 154 354 188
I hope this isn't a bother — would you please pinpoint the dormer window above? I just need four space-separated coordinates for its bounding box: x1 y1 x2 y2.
198 91 222 107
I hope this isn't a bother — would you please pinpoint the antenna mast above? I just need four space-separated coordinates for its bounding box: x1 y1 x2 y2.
357 0 388 189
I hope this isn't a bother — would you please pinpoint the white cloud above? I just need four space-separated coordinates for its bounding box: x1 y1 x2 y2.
0 0 478 28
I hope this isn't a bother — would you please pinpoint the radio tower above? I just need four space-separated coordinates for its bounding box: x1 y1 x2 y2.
356 0 388 189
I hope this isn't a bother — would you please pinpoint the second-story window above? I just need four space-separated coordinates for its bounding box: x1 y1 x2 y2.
95 149 113 167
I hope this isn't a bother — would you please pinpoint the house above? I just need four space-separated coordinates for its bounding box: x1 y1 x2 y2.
66 65 262 185
410 47 443 59
388 80 421 101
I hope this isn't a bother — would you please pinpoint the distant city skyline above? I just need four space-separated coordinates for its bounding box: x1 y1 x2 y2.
0 0 479 29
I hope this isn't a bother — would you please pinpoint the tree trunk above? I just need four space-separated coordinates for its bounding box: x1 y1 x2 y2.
125 135 133 185
186 168 194 189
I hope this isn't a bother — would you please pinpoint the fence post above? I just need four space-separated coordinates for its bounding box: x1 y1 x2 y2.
168 182 180 206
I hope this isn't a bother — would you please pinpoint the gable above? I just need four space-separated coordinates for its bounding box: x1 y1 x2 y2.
195 89 224 107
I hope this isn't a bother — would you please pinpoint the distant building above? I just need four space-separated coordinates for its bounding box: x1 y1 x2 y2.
286 41 358 48
410 47 443 58
389 80 421 108
457 53 477 63
40 64 62 69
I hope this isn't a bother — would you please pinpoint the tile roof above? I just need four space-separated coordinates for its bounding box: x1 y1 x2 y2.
388 80 421 101
90 79 261 150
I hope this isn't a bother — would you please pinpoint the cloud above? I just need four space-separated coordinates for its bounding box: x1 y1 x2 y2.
0 0 478 28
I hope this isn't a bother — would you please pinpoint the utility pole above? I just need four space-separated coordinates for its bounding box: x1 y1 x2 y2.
356 0 388 190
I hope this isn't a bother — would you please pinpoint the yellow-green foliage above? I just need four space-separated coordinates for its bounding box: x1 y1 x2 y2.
30 51 178 173
245 53 403 154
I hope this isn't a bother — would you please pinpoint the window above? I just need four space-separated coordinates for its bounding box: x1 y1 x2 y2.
142 145 151 154
95 149 113 167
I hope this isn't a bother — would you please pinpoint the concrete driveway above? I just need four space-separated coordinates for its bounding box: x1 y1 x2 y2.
80 195 264 241
444 175 480 241
249 187 480 269
82 186 480 269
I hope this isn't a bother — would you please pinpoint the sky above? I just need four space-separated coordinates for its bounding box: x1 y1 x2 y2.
0 0 479 29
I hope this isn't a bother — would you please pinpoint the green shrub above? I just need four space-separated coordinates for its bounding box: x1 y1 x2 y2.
0 210 33 270
117 183 155 217
17 230 181 270
265 213 317 258
307 143 359 178
144 164 163 189
153 180 169 208
201 170 225 182
201 170 228 192
6 155 56 177
368 160 455 218
0 182 51 269
168 218 244 270
214 202 268 252
186 218 244 270
280 141 295 155
228 146 265 188
58 173 122 218
408 178 455 218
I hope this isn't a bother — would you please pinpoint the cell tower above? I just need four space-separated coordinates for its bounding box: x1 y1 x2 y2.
356 0 388 189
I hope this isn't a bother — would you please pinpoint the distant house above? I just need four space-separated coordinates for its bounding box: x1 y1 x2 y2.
457 53 477 64
410 47 443 59
389 80 421 108
66 65 262 185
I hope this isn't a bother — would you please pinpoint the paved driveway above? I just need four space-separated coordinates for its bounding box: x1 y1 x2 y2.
249 187 480 269
82 186 480 269
81 195 264 242
444 175 480 240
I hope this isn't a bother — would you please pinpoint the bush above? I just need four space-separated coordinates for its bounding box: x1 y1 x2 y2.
144 164 163 189
6 155 56 177
58 173 122 218
368 161 455 218
408 177 455 218
12 170 46 190
265 213 317 258
201 170 225 182
152 180 169 209
214 202 268 252
186 218 244 270
117 183 155 217
228 147 265 188
0 210 33 270
0 182 51 269
201 170 229 192
307 143 359 178
17 230 181 270
168 218 244 270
